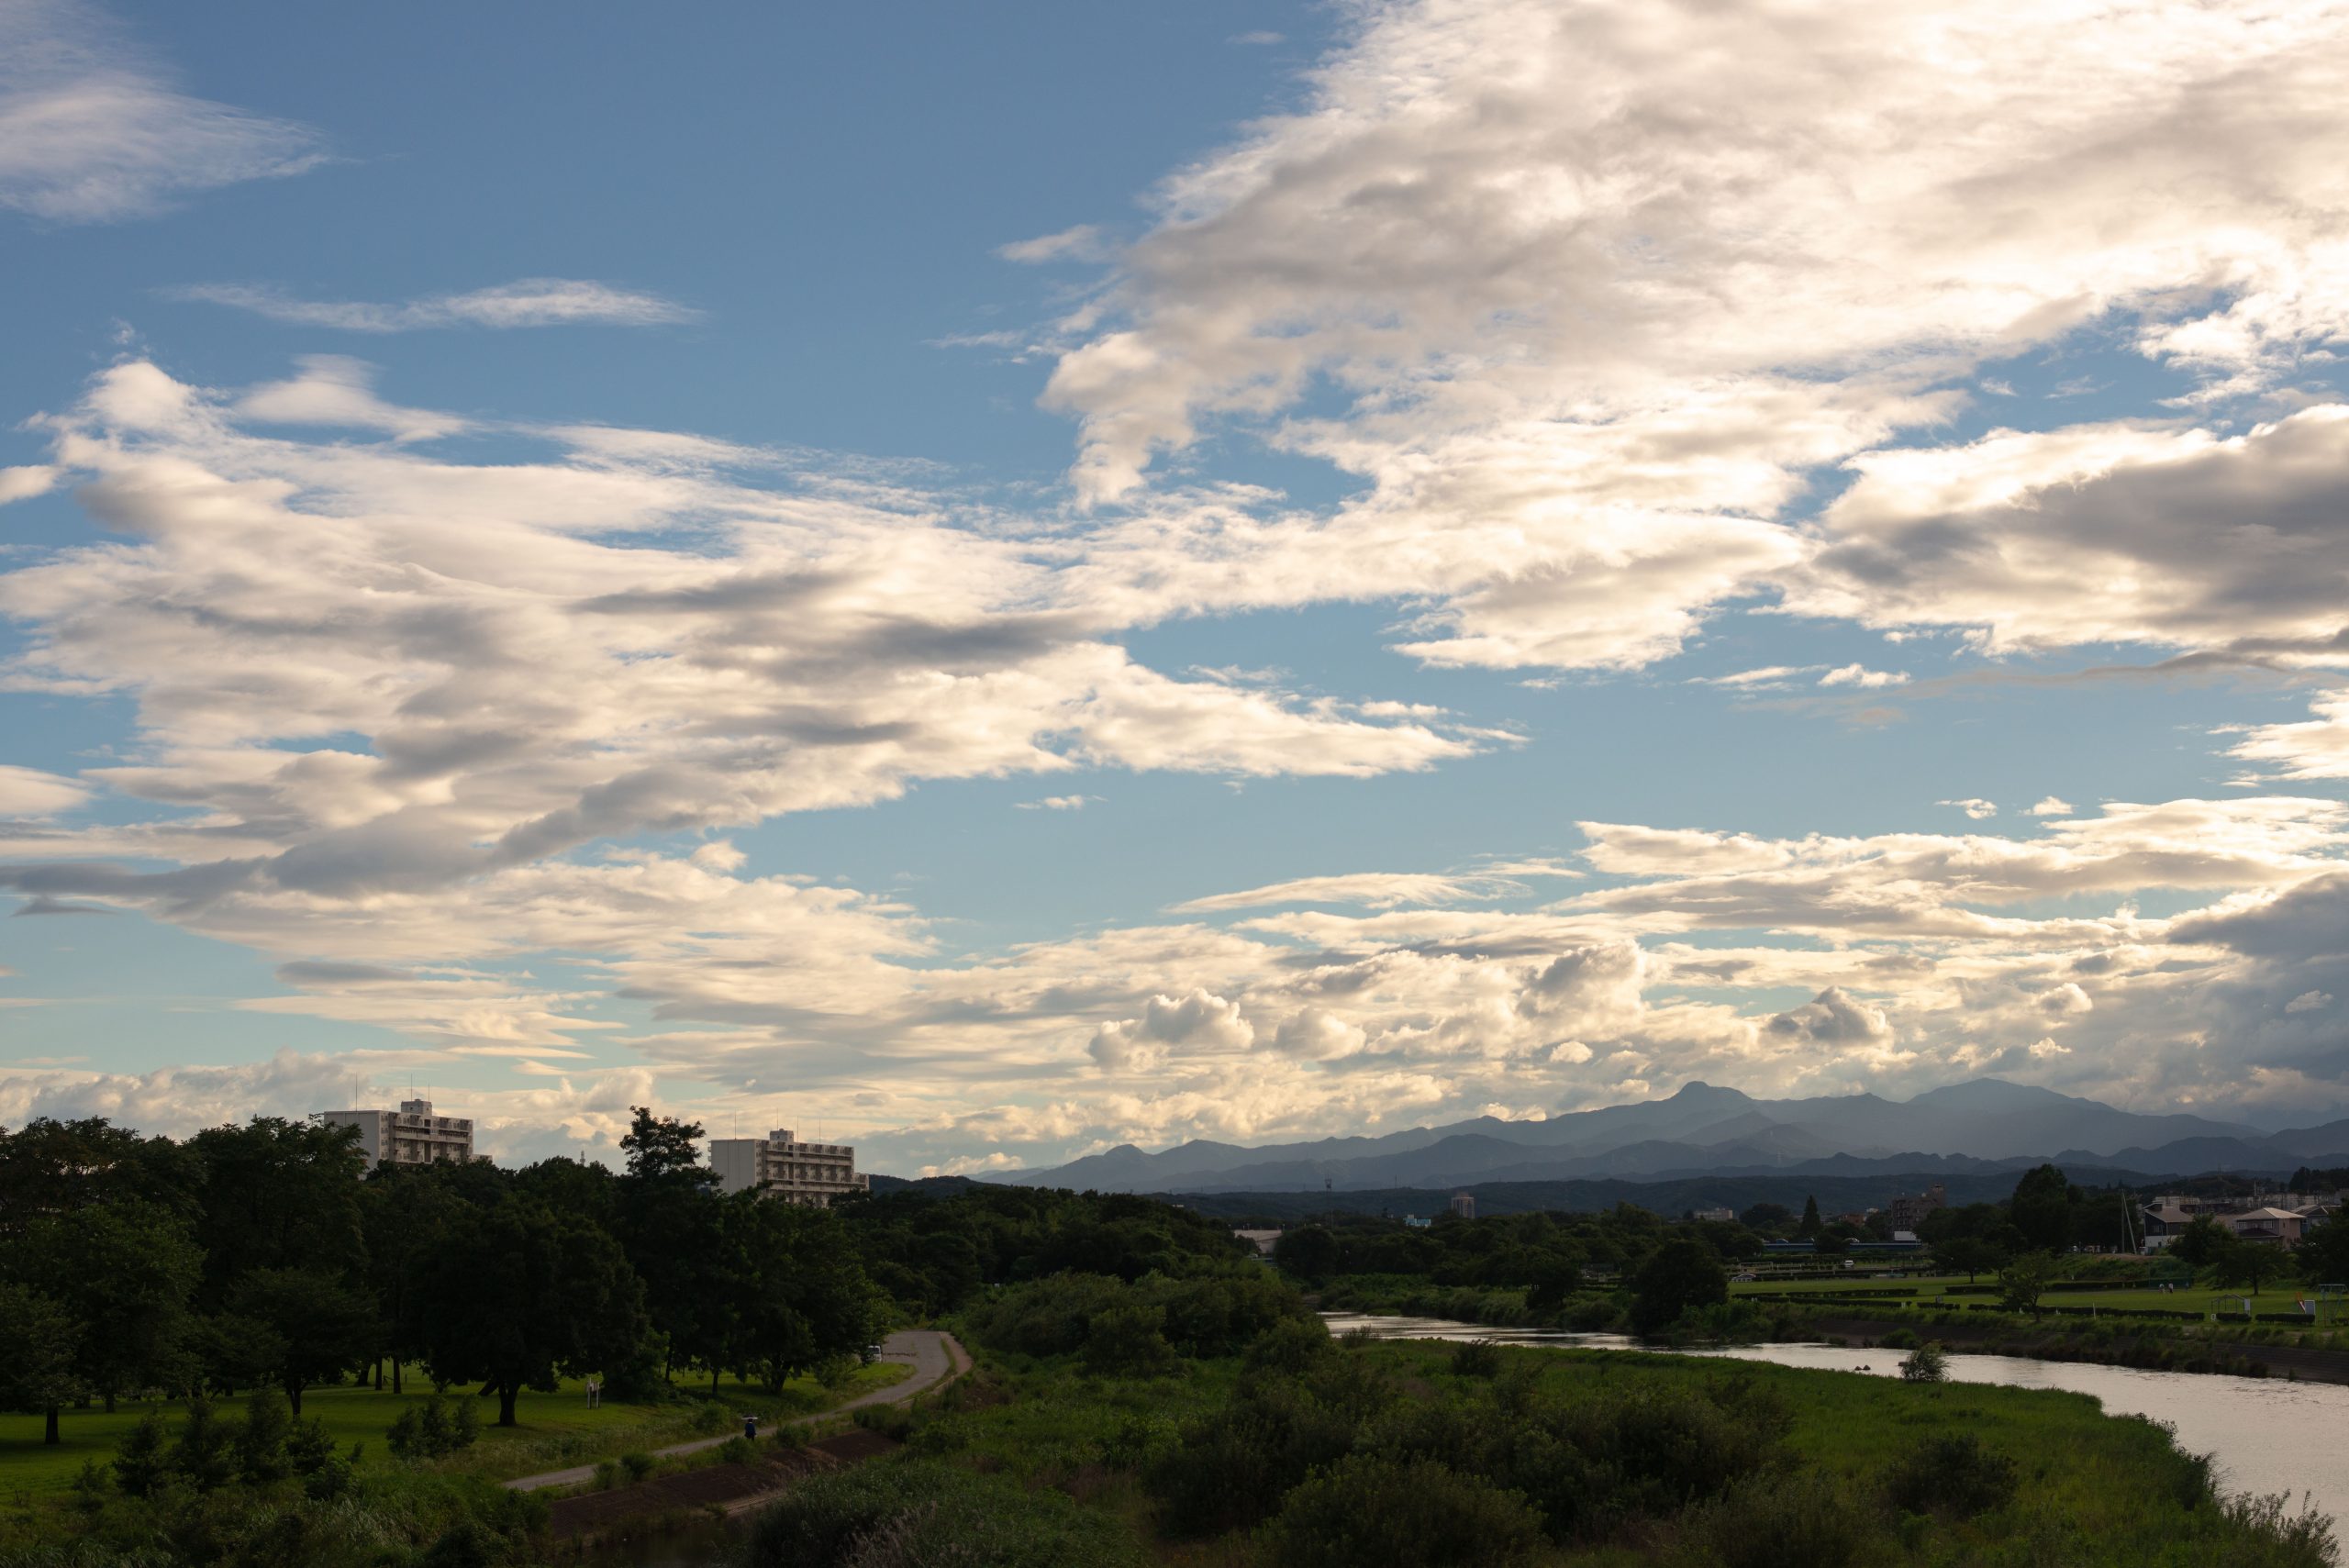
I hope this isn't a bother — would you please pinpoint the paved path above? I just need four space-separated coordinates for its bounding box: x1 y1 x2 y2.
504 1329 965 1492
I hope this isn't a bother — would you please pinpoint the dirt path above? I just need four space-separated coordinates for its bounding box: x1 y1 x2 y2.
503 1329 965 1492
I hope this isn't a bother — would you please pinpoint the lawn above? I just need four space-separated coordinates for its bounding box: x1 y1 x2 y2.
1729 1273 2309 1318
0 1361 909 1504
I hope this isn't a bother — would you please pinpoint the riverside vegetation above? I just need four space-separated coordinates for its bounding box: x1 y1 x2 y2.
1 1113 2338 1566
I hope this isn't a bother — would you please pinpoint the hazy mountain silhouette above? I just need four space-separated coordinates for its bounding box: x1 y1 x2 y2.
1000 1078 2347 1193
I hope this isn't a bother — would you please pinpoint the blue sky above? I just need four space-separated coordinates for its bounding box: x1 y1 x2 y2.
4 0 2348 1173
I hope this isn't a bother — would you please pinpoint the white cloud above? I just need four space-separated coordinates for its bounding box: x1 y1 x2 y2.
1018 795 1097 811
234 356 468 440
2286 989 2332 1015
172 279 699 332
0 0 325 222
0 764 89 817
997 226 1111 265
2027 796 2075 817
1172 864 1570 913
0 465 57 505
1818 663 1909 689
1940 798 1999 820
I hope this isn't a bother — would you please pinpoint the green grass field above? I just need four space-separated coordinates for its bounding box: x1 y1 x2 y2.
0 1361 909 1503
1729 1273 2311 1318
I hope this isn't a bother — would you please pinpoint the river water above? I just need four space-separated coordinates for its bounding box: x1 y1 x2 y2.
1321 1312 2348 1527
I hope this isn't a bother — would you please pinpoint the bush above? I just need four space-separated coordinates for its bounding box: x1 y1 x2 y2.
1451 1340 1504 1378
620 1451 658 1483
1082 1305 1176 1377
1148 1374 1362 1536
744 1456 1147 1567
718 1436 758 1465
388 1394 478 1461
1265 1454 1545 1568
1898 1341 1949 1383
1679 1472 1873 1568
1884 1434 2020 1518
1245 1317 1335 1373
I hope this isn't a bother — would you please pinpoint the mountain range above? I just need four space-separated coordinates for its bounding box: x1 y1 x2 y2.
995 1079 2349 1195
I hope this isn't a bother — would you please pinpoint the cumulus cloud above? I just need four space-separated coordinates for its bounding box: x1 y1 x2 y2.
1765 987 1896 1051
1818 664 1909 689
1018 795 1096 811
0 465 57 505
1027 0 2349 675
1941 799 1999 820
172 279 699 331
2027 797 2075 817
0 0 325 222
1088 989 1255 1070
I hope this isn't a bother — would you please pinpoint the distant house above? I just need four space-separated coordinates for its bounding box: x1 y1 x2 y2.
1233 1229 1283 1258
2222 1207 2307 1246
2140 1199 2199 1250
1403 1215 1432 1229
1693 1207 1736 1223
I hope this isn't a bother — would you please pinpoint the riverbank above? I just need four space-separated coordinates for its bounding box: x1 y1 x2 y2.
1800 1313 2349 1385
697 1320 2338 1566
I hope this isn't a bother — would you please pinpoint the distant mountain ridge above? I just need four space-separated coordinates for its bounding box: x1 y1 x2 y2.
997 1079 2349 1194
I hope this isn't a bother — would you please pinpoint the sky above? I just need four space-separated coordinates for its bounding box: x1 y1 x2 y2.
4 0 2349 1174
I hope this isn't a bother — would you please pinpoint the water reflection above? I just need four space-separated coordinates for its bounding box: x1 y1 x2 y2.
1321 1312 2348 1528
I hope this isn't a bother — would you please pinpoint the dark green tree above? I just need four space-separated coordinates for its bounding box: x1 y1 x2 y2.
236 1387 295 1484
414 1200 650 1425
225 1267 378 1413
2204 1235 2284 1297
169 1393 237 1492
1274 1224 1341 1284
187 1118 369 1307
0 1282 84 1444
17 1199 200 1411
1629 1237 1728 1336
617 1107 725 1380
1998 1251 2055 1319
1932 1236 2006 1283
2299 1216 2349 1285
2168 1214 2228 1271
1797 1195 1821 1240
112 1410 172 1497
2008 1164 2073 1253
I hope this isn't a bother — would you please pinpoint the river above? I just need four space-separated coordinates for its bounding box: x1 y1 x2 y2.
1322 1312 2348 1527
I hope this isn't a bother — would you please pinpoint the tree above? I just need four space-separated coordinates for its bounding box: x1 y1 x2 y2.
1797 1196 1822 1240
2008 1165 2073 1253
169 1394 237 1492
1814 1231 1851 1259
187 1118 369 1308
1998 1251 2056 1319
1629 1238 1728 1336
414 1200 650 1425
2205 1235 2284 1297
112 1410 172 1497
1740 1202 1795 1234
187 1312 288 1396
0 1283 83 1444
16 1199 200 1412
2299 1215 2349 1286
225 1267 378 1413
1274 1225 1341 1284
237 1388 295 1485
617 1107 725 1381
2163 1213 2228 1271
1932 1236 2007 1283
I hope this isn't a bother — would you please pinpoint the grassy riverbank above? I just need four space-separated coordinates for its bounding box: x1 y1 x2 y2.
717 1316 2337 1567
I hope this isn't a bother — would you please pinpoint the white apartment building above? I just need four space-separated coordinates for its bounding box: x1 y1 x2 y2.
317 1098 475 1167
707 1128 868 1207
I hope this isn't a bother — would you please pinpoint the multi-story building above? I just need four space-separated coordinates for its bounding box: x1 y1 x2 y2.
707 1128 868 1207
317 1098 474 1167
1887 1183 1947 1234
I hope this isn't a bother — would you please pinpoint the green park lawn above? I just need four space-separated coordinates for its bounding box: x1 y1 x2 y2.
0 1361 909 1504
1730 1272 2315 1319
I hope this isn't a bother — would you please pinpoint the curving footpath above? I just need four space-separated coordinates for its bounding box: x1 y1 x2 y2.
504 1329 969 1492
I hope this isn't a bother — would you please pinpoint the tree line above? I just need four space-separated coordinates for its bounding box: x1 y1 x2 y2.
0 1108 876 1440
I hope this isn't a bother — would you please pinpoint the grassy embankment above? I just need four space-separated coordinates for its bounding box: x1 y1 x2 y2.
0 1362 908 1504
727 1326 2337 1566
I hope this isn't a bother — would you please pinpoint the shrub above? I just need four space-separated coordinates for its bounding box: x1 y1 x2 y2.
1082 1305 1177 1377
1680 1472 1874 1568
1265 1454 1545 1568
717 1436 757 1465
1899 1341 1949 1383
1884 1434 2020 1518
112 1409 172 1498
745 1456 1147 1567
1451 1340 1504 1379
236 1389 294 1484
592 1460 621 1491
1148 1374 1363 1536
388 1393 478 1461
852 1402 915 1441
1246 1317 1335 1373
620 1451 658 1483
